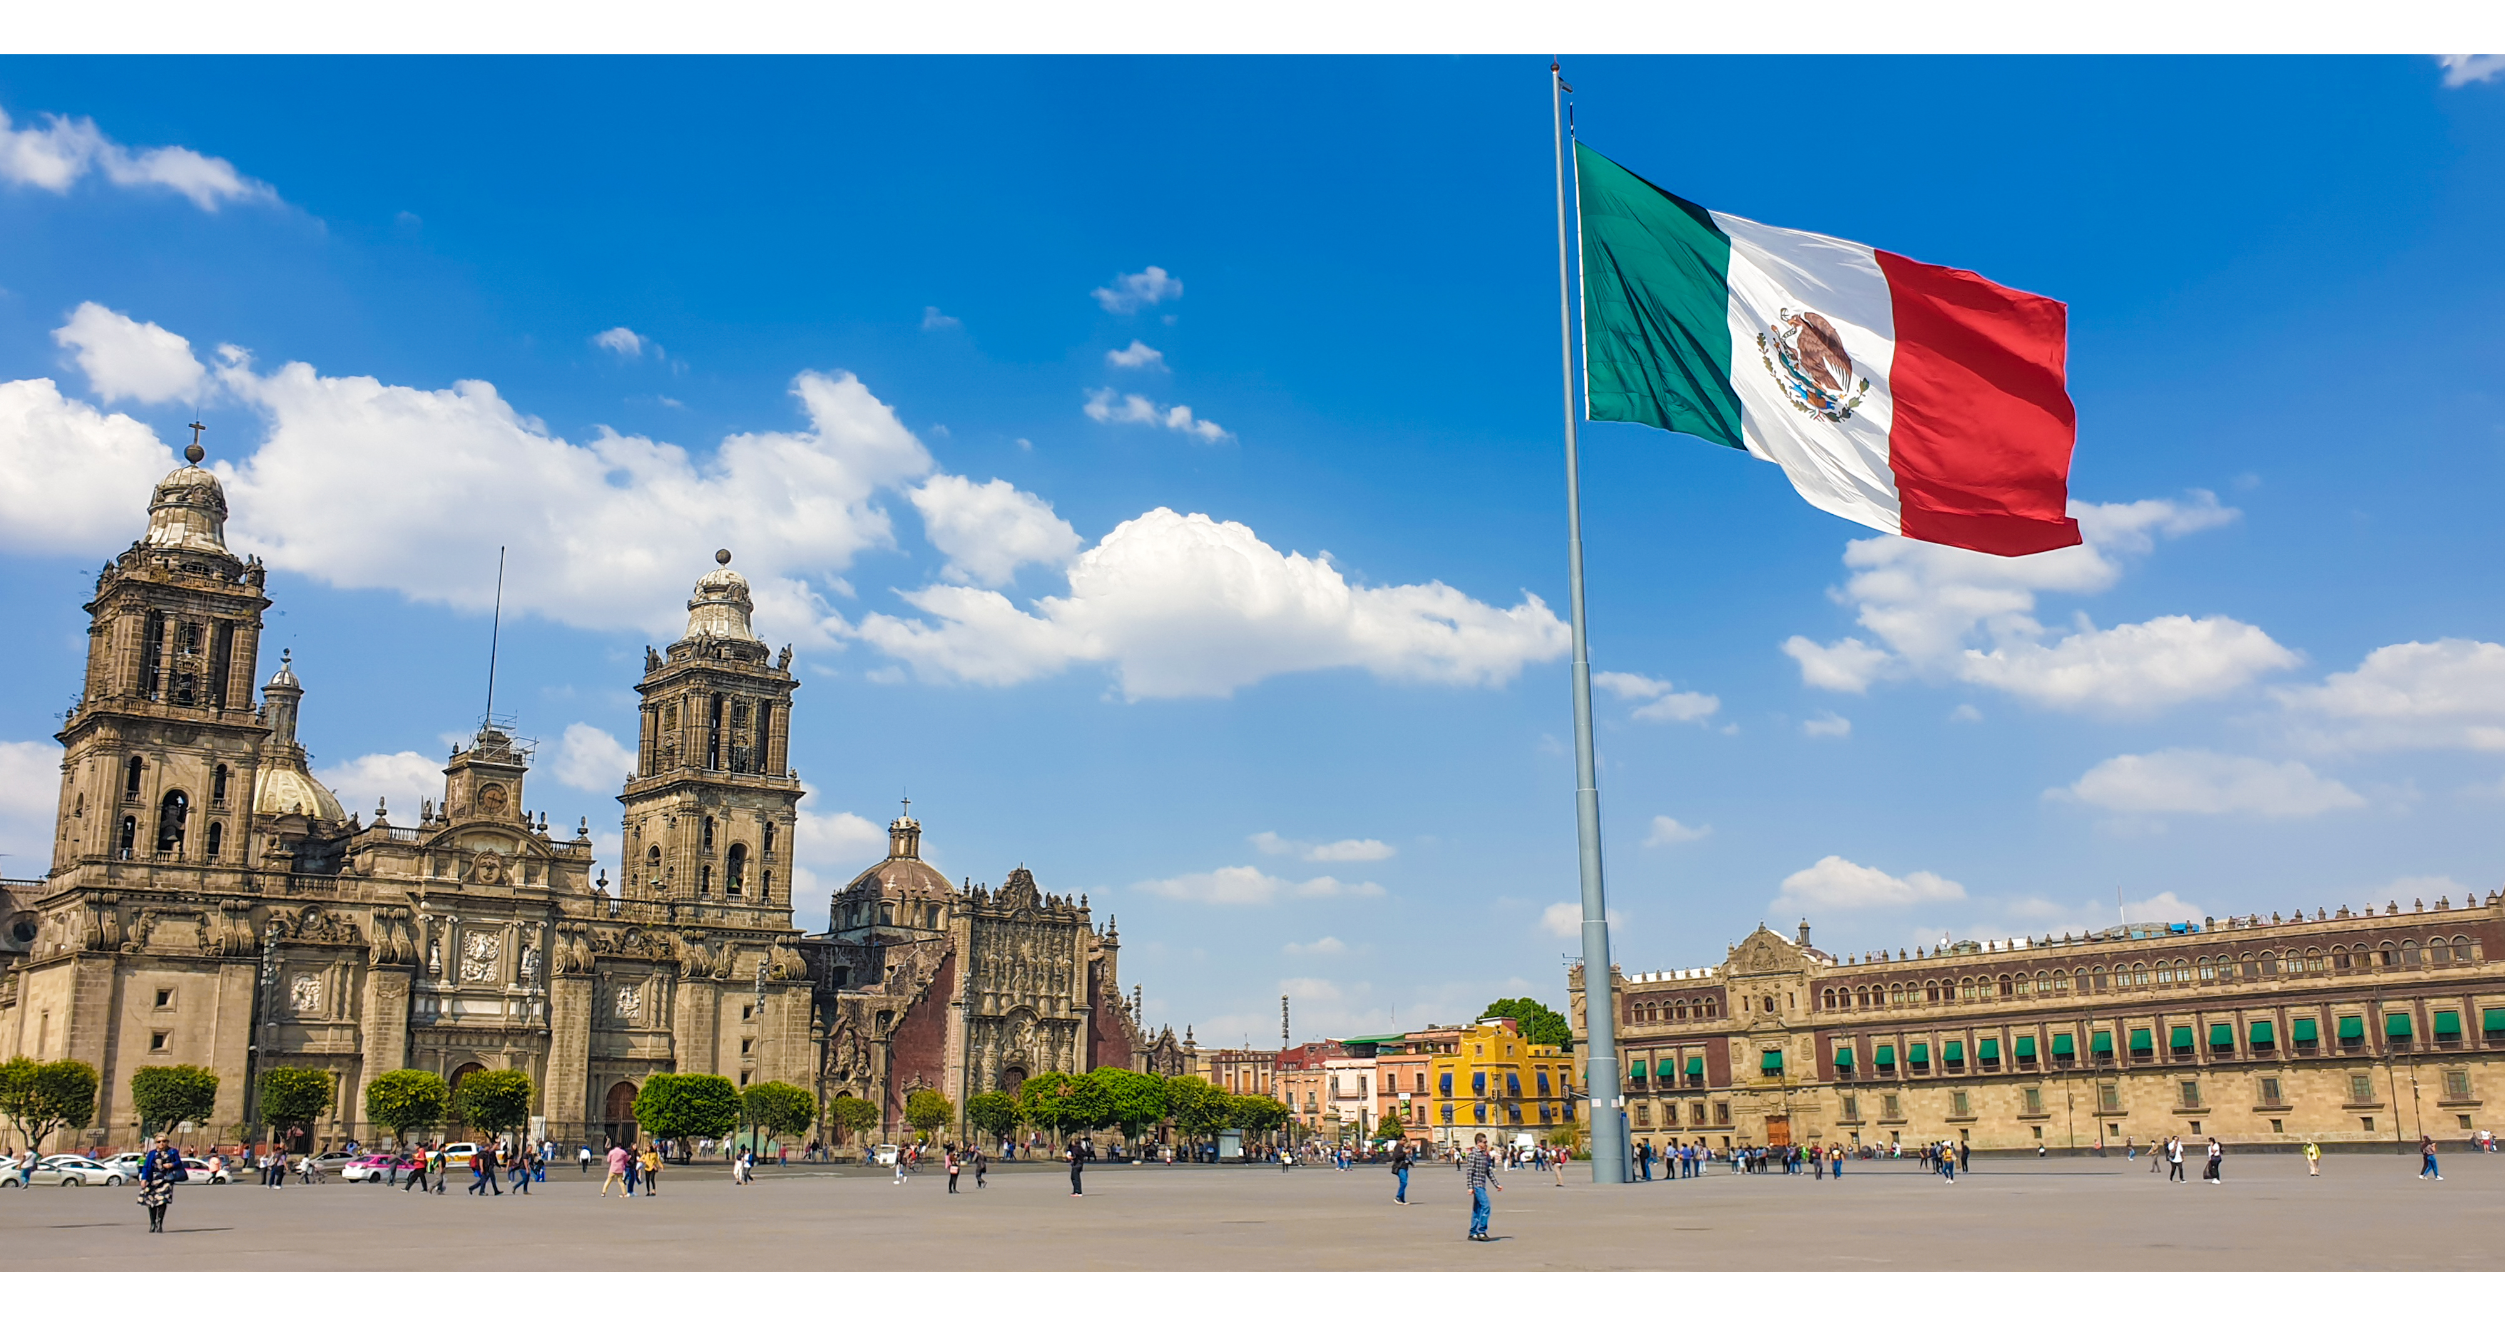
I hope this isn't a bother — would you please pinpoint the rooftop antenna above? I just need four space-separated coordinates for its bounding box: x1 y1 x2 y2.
1281 994 1290 1051
482 545 507 730
2117 884 2128 931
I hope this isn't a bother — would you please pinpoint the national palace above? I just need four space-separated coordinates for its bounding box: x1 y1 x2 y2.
1572 907 2505 1152
0 443 1179 1152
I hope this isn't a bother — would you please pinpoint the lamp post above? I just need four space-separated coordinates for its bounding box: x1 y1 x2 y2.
751 954 768 1161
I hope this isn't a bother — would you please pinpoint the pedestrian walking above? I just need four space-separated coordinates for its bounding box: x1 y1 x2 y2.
510 1148 532 1194
1389 1140 1413 1204
2419 1135 2443 1180
641 1144 662 1195
2203 1137 2223 1184
1067 1138 1087 1196
602 1144 630 1196
974 1148 988 1190
404 1146 429 1192
2166 1136 2186 1184
2304 1140 2321 1177
137 1135 184 1233
1463 1133 1500 1241
946 1148 961 1194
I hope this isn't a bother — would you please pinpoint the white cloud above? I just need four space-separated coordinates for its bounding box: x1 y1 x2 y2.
1802 711 1852 738
53 303 207 404
2439 55 2504 87
2001 889 2208 936
1092 266 1183 314
1776 855 1966 910
1283 936 1346 957
787 788 887 922
1538 901 1628 940
551 723 634 793
1594 671 1720 723
2391 874 2460 897
0 739 58 872
315 751 443 820
857 507 1568 699
906 473 1082 588
591 327 650 358
2051 748 2365 818
920 307 961 331
1950 704 1983 723
1784 492 2282 711
2275 639 2505 752
1135 865 1385 906
1640 816 1709 846
1083 388 1231 444
1105 340 1166 370
1251 831 1395 862
213 358 933 643
0 378 179 554
0 102 275 210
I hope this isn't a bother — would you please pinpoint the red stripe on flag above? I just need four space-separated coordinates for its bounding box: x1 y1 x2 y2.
1874 250 2082 557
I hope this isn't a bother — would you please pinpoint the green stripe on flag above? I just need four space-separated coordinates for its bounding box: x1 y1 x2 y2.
1574 142 1744 448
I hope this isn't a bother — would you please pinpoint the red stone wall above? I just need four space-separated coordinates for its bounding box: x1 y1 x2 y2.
883 948 955 1124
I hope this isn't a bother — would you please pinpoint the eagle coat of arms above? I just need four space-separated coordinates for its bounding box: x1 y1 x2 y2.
1759 308 1871 422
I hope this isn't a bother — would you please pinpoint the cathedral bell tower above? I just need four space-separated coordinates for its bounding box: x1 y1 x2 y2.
52 439 275 882
619 551 804 926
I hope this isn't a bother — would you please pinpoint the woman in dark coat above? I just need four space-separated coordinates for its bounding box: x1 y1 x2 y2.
138 1134 184 1233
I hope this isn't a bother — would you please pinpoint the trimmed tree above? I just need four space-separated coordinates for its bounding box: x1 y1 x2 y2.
1226 1092 1288 1136
827 1094 880 1146
365 1069 449 1143
1016 1072 1077 1139
451 1069 533 1142
1372 1114 1407 1142
1164 1075 1231 1142
1090 1067 1168 1143
632 1073 741 1149
904 1088 953 1142
129 1065 220 1137
0 1057 100 1151
965 1090 1020 1145
255 1065 334 1150
1481 998 1573 1050
742 1081 816 1154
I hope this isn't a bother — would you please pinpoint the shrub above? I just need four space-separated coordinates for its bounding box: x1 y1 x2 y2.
452 1069 534 1139
255 1065 334 1144
130 1065 219 1137
633 1073 740 1144
826 1094 880 1142
365 1069 449 1142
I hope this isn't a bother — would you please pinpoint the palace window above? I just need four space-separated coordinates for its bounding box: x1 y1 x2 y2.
1951 1091 1970 1116
2332 946 2352 972
702 817 716 852
1999 974 2015 997
2444 1070 2471 1100
2259 1077 2282 1105
118 815 137 858
1841 1096 1859 1121
2179 1080 2201 1108
2098 1083 2120 1112
1880 1095 1900 1119
2350 1074 2374 1104
1714 1101 1730 1126
762 822 776 858
729 700 754 773
125 756 145 799
2024 1087 2042 1113
698 865 711 896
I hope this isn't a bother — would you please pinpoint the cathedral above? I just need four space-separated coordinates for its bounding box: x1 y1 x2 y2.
0 442 1180 1151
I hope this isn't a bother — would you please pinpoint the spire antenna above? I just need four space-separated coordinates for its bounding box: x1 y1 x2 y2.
482 545 507 730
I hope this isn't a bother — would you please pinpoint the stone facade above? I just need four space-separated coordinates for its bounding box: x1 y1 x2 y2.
0 448 1166 1151
1572 903 2505 1152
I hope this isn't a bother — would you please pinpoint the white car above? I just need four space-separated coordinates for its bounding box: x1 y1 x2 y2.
11 1155 134 1187
872 1144 901 1168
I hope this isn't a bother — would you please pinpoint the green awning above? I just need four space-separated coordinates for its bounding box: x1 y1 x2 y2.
1628 1060 1647 1078
2292 1018 2318 1042
2090 1030 2113 1053
2386 1013 2412 1038
2169 1026 2193 1050
2248 1021 2275 1045
1874 1045 1896 1066
2051 1033 2074 1054
1909 1043 1930 1064
2129 1028 2154 1052
2337 1016 2364 1040
1978 1038 2001 1058
2208 1024 2234 1047
1761 1050 1783 1073
2484 1009 2505 1034
1685 1056 1705 1077
1834 1046 1854 1067
2016 1035 2038 1056
1943 1041 1965 1062
2434 1010 2461 1036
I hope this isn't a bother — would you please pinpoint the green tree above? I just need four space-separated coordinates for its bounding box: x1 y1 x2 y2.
1226 1092 1288 1135
129 1065 220 1137
1163 1075 1231 1140
1482 997 1573 1050
632 1073 740 1147
452 1069 534 1140
965 1090 1021 1144
1089 1067 1168 1141
1372 1113 1407 1142
0 1057 100 1151
255 1065 334 1148
904 1088 953 1141
827 1093 880 1143
1016 1072 1078 1137
742 1081 816 1152
364 1069 449 1143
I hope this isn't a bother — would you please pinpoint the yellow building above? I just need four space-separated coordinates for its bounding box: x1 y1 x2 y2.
1426 1016 1574 1147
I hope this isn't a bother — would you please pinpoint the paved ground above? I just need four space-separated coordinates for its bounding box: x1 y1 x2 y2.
7 1152 2499 1270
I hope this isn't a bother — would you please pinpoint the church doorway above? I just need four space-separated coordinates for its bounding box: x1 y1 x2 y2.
1000 1065 1027 1095
604 1081 640 1146
1766 1116 1792 1147
448 1062 486 1140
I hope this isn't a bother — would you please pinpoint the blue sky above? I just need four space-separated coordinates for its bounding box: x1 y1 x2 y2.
2 56 2502 1047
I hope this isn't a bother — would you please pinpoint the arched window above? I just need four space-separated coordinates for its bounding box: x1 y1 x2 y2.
211 764 229 804
2091 966 2108 992
762 822 776 858
205 821 224 861
1924 981 1940 1003
2401 940 2420 968
125 756 144 798
155 789 189 855
881 903 895 926
698 864 711 896
702 817 716 852
645 845 661 889
761 869 772 901
118 815 137 858
726 843 748 897
2378 942 2397 968
2331 944 2351 971
1959 978 1975 1001
2000 974 2016 998
1673 1000 1686 1020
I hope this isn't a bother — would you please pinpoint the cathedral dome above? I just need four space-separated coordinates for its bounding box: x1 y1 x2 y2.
142 442 232 555
837 810 954 904
253 763 345 820
682 548 758 642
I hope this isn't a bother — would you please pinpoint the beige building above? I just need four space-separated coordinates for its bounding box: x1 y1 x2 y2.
0 445 1169 1152
1573 904 2505 1153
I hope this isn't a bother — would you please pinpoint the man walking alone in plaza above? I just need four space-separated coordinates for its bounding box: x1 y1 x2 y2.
2420 1135 2443 1180
1464 1133 1500 1242
1390 1139 1412 1205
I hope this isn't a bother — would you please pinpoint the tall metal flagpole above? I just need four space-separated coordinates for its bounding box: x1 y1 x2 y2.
1552 60 1625 1185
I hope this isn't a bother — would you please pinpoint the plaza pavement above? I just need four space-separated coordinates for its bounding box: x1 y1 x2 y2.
6 1151 2498 1271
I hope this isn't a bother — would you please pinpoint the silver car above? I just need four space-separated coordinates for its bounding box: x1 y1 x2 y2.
10 1155 135 1187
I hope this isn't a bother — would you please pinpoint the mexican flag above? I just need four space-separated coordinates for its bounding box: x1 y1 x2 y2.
1576 141 2082 557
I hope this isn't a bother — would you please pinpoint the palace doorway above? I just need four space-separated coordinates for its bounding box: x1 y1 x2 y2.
604 1081 639 1146
1766 1116 1792 1147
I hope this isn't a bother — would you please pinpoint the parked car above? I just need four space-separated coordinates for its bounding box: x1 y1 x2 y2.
437 1143 480 1165
13 1156 133 1187
341 1154 414 1183
183 1157 226 1184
